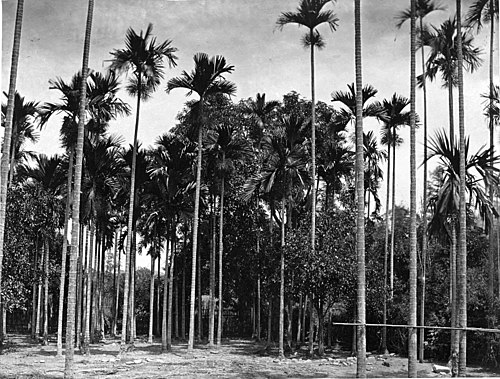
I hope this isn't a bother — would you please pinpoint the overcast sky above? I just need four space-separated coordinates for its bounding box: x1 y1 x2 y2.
1 0 496 214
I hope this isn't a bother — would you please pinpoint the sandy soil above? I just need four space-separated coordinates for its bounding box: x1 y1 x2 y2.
0 334 497 378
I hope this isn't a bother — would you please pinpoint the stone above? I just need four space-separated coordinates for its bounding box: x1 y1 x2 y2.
432 364 451 374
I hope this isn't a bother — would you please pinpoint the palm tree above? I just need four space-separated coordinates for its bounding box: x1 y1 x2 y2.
426 129 499 374
166 53 236 351
18 154 66 345
420 18 483 140
1 92 43 183
43 70 130 356
0 0 24 348
408 0 418 375
276 1 339 292
354 0 366 376
65 1 93 375
456 1 467 374
395 2 447 361
206 123 252 347
110 23 177 353
466 0 499 315
380 95 410 353
363 131 387 218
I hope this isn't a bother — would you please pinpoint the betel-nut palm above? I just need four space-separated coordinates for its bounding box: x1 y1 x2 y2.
166 53 236 351
110 23 177 352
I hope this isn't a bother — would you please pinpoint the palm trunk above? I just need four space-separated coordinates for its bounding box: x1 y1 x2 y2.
120 73 142 353
130 234 136 343
111 229 118 337
297 294 302 345
451 222 459 354
419 14 429 364
382 142 391 354
209 198 216 347
161 235 169 351
408 1 418 374
217 173 225 347
355 0 366 376
0 0 24 348
267 299 272 346
167 230 176 350
75 229 83 349
256 249 261 342
83 222 94 355
148 254 155 344
318 303 324 356
64 1 93 374
309 29 317 312
487 0 495 315
278 195 285 358
188 100 204 351
308 295 314 355
181 252 186 339
390 125 396 299
113 227 121 337
197 240 202 341
302 295 307 344
43 240 50 345
456 1 467 373
156 248 161 337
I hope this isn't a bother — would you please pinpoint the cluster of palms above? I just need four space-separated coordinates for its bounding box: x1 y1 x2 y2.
0 0 499 378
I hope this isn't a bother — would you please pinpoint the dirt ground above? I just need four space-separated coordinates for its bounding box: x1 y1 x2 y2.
0 334 498 378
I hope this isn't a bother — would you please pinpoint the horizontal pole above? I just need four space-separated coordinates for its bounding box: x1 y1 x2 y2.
330 322 500 334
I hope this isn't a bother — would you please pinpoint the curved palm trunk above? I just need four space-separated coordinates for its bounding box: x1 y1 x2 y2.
57 149 74 355
188 101 204 351
456 1 467 374
217 171 225 347
354 1 366 376
0 0 24 348
419 15 429 364
120 74 142 353
382 142 391 354
65 1 93 375
408 1 418 374
278 194 285 358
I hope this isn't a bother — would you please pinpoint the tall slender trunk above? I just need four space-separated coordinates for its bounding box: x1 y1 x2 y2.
130 234 136 343
209 199 216 346
456 1 467 373
113 227 121 337
487 0 496 316
162 235 169 351
355 0 366 376
156 248 161 337
390 125 396 298
317 303 324 356
36 276 42 338
278 195 285 358
217 173 226 347
81 226 89 350
382 142 391 354
57 148 74 355
419 14 429 364
181 251 186 340
76 229 83 349
148 254 155 344
167 230 176 350
120 74 142 353
65 1 93 374
451 222 459 354
83 222 94 355
111 229 118 337
0 0 24 348
197 240 202 341
162 236 170 352
256 245 261 342
43 240 50 345
267 299 272 346
308 295 314 355
310 29 317 313
302 295 307 344
408 0 418 374
297 294 302 345
174 272 179 339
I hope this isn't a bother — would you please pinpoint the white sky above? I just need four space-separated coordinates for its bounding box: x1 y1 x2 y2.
1 0 497 268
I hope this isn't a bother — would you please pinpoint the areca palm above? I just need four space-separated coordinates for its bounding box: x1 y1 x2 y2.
426 129 499 369
0 0 24 348
419 18 483 139
379 93 410 353
363 131 387 218
467 0 499 311
277 1 339 289
206 123 252 347
166 53 235 350
110 23 177 353
18 154 65 346
1 92 43 183
43 69 130 356
244 93 280 147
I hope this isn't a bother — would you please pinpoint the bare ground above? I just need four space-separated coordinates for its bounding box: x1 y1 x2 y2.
0 334 497 378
